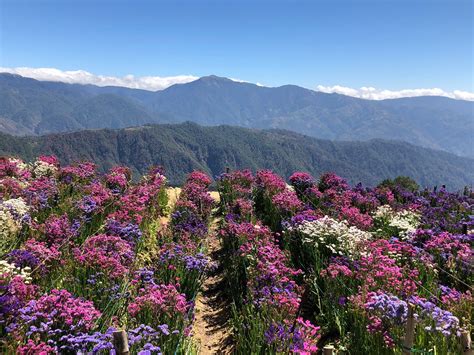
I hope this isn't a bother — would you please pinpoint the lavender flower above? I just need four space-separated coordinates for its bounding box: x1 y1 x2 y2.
6 249 40 270
412 298 460 336
106 219 143 245
365 292 408 325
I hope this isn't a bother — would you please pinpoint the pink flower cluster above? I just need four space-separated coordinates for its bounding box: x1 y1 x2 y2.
83 180 113 210
424 232 472 266
318 172 349 192
17 340 55 355
109 172 165 224
60 161 97 182
356 250 419 297
38 155 59 167
128 283 189 318
21 289 101 332
271 190 303 215
37 213 77 246
339 206 373 230
255 170 286 194
105 166 131 191
74 234 134 279
186 170 212 187
179 171 214 218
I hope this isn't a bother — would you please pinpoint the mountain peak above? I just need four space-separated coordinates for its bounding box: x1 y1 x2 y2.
197 75 234 83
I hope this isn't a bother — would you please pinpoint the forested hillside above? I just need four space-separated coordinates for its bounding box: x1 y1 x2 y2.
1 73 472 157
1 122 472 188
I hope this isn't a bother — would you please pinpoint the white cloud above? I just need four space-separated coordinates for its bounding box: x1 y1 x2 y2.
316 84 474 101
229 77 266 87
0 67 199 91
0 67 470 100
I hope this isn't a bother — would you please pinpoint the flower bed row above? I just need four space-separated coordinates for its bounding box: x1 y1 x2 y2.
1 156 214 354
217 170 320 353
218 169 472 354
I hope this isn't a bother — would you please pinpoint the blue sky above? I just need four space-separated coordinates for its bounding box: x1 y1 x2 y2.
0 0 472 96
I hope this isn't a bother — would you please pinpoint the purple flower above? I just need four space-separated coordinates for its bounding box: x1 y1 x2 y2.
365 292 408 325
106 218 143 245
77 196 97 215
171 210 208 237
411 298 460 336
6 249 40 270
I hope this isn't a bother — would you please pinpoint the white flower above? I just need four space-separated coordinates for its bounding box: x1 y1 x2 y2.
0 260 33 283
373 205 420 239
296 216 372 257
0 199 29 253
8 158 28 172
373 205 393 220
2 198 29 219
0 207 19 241
32 159 57 177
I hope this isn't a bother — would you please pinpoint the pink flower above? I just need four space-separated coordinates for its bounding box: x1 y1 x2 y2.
38 155 59 167
74 234 134 278
105 166 131 191
256 170 286 194
272 190 304 214
40 213 77 245
339 206 373 230
128 283 189 318
17 340 55 355
187 171 212 187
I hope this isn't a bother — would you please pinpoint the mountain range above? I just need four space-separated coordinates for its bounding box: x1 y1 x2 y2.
0 123 472 189
1 73 472 157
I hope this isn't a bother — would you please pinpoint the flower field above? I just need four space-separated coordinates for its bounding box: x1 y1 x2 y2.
1 157 214 354
216 170 472 354
1 157 473 354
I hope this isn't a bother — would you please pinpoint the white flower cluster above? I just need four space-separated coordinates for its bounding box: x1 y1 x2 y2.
9 158 28 172
33 159 57 177
2 198 29 220
373 205 420 239
373 205 393 220
296 216 372 257
0 260 33 284
0 199 29 252
0 207 18 240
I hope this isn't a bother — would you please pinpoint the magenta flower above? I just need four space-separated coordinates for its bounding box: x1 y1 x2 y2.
18 289 101 334
128 283 189 318
256 170 286 194
74 234 134 279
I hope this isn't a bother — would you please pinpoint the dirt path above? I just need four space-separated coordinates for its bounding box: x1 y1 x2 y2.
159 187 181 226
192 193 234 354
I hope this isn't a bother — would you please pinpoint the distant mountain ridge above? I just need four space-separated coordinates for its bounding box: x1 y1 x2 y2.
0 122 472 189
0 73 472 157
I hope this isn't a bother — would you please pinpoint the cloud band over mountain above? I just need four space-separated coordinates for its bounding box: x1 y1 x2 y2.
1 66 473 101
0 67 199 91
316 85 474 101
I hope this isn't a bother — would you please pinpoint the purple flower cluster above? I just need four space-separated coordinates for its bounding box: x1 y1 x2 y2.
106 218 143 245
412 298 460 336
365 292 408 325
6 249 40 271
171 209 208 237
159 243 211 273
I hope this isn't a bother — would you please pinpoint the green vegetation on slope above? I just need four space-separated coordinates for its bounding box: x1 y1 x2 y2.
0 122 472 188
1 73 473 157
